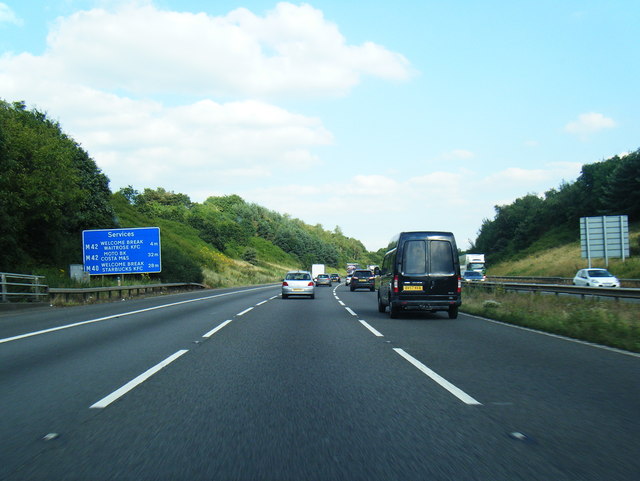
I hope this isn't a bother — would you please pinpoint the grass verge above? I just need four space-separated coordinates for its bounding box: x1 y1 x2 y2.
460 284 640 353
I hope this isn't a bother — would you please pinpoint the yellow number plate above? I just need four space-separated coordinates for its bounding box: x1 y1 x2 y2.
403 285 423 291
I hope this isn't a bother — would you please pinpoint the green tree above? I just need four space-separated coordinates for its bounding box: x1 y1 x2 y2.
0 100 115 271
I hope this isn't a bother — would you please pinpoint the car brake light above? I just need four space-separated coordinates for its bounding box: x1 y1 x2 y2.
308 282 314 287
282 281 288 286
393 275 399 293
457 277 461 293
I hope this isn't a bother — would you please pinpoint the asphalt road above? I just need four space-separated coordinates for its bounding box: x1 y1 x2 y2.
1 282 638 480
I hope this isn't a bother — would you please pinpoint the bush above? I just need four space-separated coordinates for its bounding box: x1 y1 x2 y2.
159 244 204 284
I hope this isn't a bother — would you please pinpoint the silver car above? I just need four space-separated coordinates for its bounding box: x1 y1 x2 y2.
315 273 332 286
282 271 315 299
573 268 620 288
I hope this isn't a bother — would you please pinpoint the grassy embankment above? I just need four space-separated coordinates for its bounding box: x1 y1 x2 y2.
460 228 640 353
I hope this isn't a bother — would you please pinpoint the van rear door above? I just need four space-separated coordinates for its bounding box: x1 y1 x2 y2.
400 238 457 300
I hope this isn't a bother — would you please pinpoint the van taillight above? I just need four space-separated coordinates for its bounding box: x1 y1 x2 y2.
457 277 461 293
393 275 399 293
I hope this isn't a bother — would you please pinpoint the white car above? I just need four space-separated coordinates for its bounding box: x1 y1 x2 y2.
282 270 315 299
573 268 620 288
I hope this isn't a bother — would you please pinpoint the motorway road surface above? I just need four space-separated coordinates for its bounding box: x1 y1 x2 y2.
1 283 639 480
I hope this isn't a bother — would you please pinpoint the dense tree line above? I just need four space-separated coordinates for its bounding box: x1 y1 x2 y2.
0 101 116 271
472 149 640 264
1 100 378 281
121 187 374 269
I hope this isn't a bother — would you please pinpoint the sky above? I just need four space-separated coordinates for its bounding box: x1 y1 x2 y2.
1 0 638 251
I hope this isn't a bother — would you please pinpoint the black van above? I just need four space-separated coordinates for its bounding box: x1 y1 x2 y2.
376 231 461 319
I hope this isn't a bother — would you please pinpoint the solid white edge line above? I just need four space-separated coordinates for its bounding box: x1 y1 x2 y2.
393 348 482 405
359 320 384 337
237 307 253 316
1 285 276 345
345 307 357 316
203 319 233 338
90 349 189 409
465 313 640 359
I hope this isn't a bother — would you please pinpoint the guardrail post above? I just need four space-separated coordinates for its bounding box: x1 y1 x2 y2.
1 273 6 302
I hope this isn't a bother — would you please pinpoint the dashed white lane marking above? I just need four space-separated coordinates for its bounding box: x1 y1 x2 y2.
1 285 276 345
203 320 233 338
338 301 345 306
359 320 384 337
237 307 254 316
393 348 482 406
90 350 189 409
345 307 357 316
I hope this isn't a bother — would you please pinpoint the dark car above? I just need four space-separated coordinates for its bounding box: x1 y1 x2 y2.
350 269 375 291
330 273 341 283
376 231 461 319
462 270 485 282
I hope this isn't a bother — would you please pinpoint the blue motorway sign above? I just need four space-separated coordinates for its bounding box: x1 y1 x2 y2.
82 227 161 275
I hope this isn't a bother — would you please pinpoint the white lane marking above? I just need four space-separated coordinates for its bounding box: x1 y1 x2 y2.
1 286 276 345
359 320 384 337
90 350 189 409
203 320 233 338
256 300 268 306
338 301 345 306
466 313 640 359
345 307 357 316
393 348 482 406
237 307 253 316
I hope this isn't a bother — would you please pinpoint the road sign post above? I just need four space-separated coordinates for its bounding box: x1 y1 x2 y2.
580 215 629 267
82 227 161 275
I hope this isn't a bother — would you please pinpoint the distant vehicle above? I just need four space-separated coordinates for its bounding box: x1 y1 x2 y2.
311 264 325 280
345 275 353 286
350 269 375 291
316 273 332 286
282 271 315 299
462 270 485 282
573 268 620 288
459 253 485 275
330 273 341 283
377 231 461 319
346 263 359 276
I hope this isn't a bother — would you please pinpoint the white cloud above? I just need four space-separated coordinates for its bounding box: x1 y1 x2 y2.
241 162 584 251
36 1 412 97
564 112 616 137
443 149 474 160
0 3 22 25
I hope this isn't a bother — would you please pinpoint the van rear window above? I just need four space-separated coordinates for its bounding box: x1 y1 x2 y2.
429 240 454 275
403 240 427 275
402 239 454 275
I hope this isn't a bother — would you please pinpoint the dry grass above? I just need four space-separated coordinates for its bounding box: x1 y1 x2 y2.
203 258 293 288
461 284 640 353
488 230 640 280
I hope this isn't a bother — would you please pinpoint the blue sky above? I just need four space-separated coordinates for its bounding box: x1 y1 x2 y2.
1 1 638 251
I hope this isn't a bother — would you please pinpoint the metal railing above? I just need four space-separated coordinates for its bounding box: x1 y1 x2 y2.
48 282 206 303
0 272 48 303
488 276 640 288
464 280 640 301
